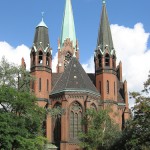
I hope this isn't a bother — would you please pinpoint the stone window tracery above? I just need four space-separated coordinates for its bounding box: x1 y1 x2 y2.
32 51 35 66
105 53 110 67
112 55 116 68
38 51 43 64
64 52 72 68
98 54 102 67
46 53 50 66
107 80 109 94
70 102 82 140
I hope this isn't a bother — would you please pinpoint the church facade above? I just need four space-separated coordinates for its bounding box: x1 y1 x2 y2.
27 0 131 149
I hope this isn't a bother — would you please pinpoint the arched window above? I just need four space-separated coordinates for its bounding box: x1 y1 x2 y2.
38 51 43 64
105 54 110 67
39 78 41 91
64 52 72 68
46 53 50 66
114 82 115 95
53 103 61 144
70 102 82 140
47 79 49 91
107 80 109 94
112 55 116 68
32 51 35 66
98 54 102 67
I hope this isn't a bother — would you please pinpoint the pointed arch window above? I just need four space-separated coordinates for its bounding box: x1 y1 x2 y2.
70 102 82 140
98 54 102 67
107 80 109 94
47 79 49 91
32 51 36 66
38 51 43 64
105 54 110 67
112 55 116 68
64 52 72 68
46 53 50 66
53 103 61 143
39 78 41 91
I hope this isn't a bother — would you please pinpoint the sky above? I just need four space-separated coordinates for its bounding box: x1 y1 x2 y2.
0 0 150 107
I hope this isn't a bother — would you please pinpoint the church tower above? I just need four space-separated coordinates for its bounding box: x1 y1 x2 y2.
57 0 79 73
94 0 130 126
95 0 116 104
30 17 52 107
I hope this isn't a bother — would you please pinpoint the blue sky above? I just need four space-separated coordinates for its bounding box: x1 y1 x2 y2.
0 0 150 107
0 0 150 63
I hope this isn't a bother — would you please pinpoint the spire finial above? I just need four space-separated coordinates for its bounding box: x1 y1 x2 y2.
41 12 45 21
102 0 106 4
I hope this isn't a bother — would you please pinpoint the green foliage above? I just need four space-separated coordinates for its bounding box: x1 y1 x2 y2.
0 56 34 92
47 106 65 118
111 72 150 150
0 58 47 149
79 109 120 150
0 86 47 149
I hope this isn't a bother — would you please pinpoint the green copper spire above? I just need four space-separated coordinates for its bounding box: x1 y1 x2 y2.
60 0 76 48
97 0 114 52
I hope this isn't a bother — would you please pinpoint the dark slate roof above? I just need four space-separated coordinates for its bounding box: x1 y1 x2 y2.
52 73 62 88
97 3 114 51
88 73 95 85
33 25 50 50
117 79 125 103
50 57 100 96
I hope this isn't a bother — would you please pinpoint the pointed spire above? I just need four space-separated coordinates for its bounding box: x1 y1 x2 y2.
97 1 114 52
60 0 76 48
37 12 48 28
33 13 50 50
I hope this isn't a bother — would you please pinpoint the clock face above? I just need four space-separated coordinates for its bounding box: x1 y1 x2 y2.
64 52 72 68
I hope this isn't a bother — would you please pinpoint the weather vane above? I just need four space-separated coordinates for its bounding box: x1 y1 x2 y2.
41 12 45 21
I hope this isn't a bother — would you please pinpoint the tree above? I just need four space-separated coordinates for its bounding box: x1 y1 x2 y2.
0 56 34 92
0 58 47 149
111 72 150 150
79 109 120 150
0 85 47 150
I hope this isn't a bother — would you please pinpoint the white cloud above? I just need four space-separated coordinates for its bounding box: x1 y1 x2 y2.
82 56 94 73
0 23 150 108
111 23 150 93
0 41 30 70
82 23 150 108
52 52 58 72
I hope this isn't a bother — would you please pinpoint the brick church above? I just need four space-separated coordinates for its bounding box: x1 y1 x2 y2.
27 0 131 149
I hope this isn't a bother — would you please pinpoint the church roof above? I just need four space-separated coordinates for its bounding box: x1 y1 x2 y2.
60 0 76 48
97 1 114 52
33 18 50 50
50 57 100 97
37 19 48 28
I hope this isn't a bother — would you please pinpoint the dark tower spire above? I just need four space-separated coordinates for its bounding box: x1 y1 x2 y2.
94 1 130 129
30 15 52 142
33 15 50 51
96 0 114 53
30 15 52 103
